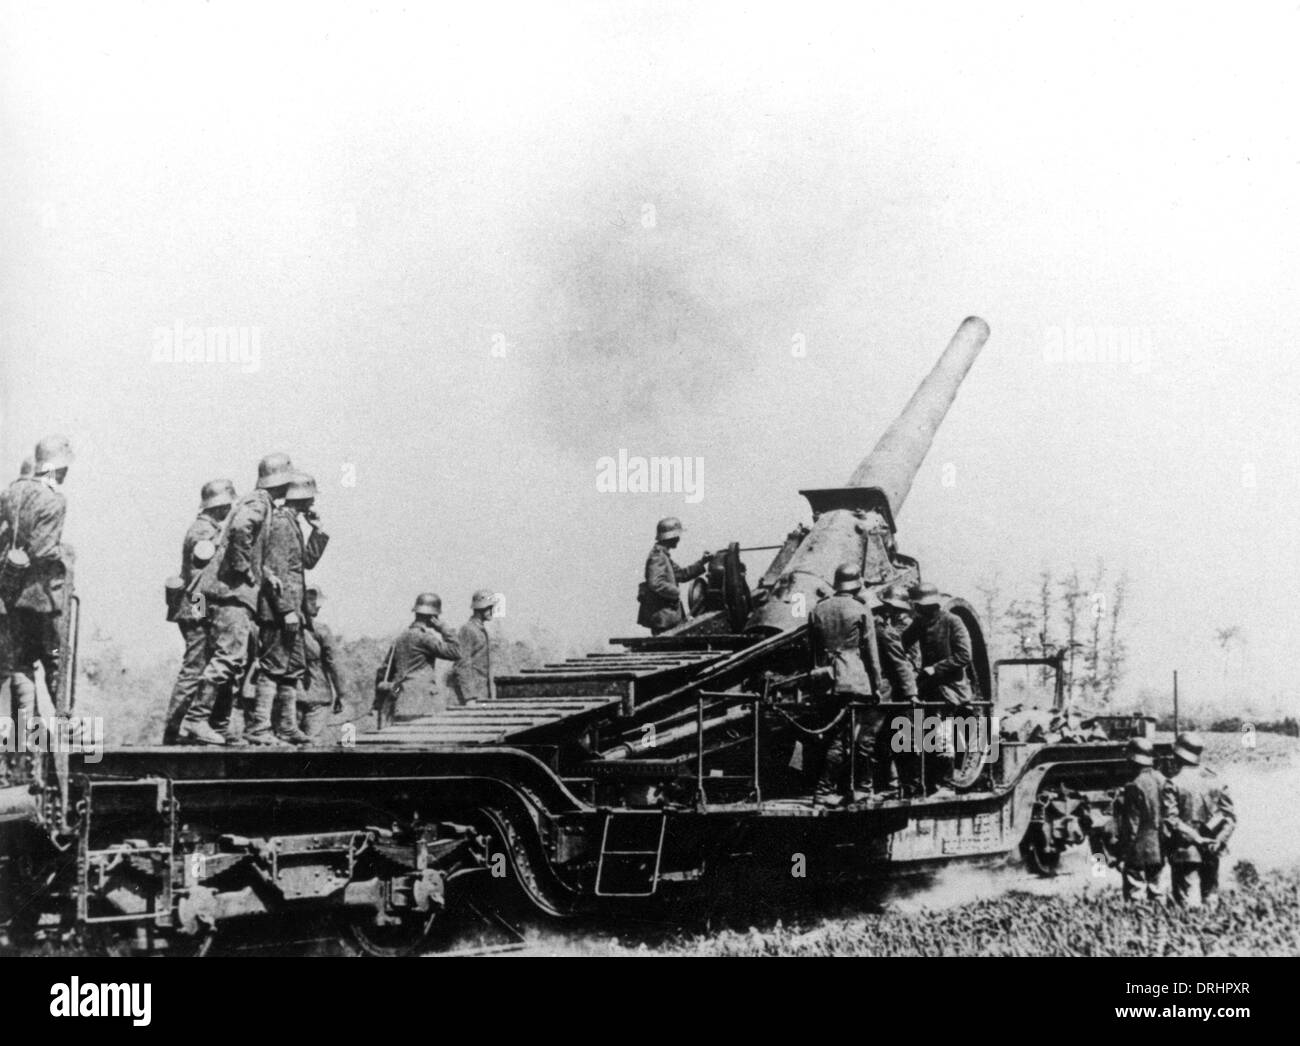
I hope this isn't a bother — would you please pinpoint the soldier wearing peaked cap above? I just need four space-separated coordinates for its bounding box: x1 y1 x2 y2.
872 583 921 796
452 589 499 705
1 435 75 740
638 517 710 635
161 479 236 744
184 452 295 745
902 582 972 794
374 593 461 728
1163 731 1235 908
1116 736 1167 903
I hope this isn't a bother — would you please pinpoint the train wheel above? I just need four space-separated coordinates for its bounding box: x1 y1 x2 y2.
1019 834 1062 877
341 910 441 958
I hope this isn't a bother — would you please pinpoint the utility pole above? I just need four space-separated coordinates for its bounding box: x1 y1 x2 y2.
1172 670 1179 737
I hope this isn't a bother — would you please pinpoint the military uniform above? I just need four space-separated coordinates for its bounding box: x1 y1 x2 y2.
639 542 705 634
186 487 275 735
161 511 222 744
296 620 343 740
903 600 972 790
1117 761 1167 902
452 616 494 704
1163 763 1235 907
809 580 886 800
0 475 71 724
385 621 461 716
874 613 920 794
252 504 316 741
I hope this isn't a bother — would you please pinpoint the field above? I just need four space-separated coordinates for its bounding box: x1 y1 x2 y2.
532 733 1300 957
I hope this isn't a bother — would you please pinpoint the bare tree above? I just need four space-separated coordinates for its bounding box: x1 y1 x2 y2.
973 571 1003 661
1100 570 1129 703
1058 568 1085 702
1036 568 1055 684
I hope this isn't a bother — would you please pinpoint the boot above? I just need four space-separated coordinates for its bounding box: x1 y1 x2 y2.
274 683 309 745
244 676 281 745
178 680 226 744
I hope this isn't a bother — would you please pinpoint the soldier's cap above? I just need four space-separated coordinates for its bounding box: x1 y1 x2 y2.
412 592 442 615
306 584 324 600
1174 731 1204 765
876 583 912 612
33 434 74 474
471 589 499 610
656 516 683 540
910 582 943 606
256 452 295 489
1127 736 1155 766
286 472 317 501
833 562 862 594
200 478 236 510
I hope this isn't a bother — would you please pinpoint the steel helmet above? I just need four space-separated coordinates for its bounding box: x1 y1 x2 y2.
656 517 684 541
833 562 863 594
1174 731 1204 766
200 478 236 509
910 582 943 606
33 434 74 475
1127 736 1155 767
256 452 295 489
875 583 911 611
412 592 442 616
471 588 499 610
286 472 317 500
18 456 34 478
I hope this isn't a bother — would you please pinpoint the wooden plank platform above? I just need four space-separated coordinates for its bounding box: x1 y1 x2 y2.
356 695 620 746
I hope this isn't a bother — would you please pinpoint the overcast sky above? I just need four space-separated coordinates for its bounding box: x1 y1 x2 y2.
2 2 1297 711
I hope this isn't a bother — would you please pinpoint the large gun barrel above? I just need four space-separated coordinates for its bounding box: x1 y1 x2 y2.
847 316 989 518
745 317 989 632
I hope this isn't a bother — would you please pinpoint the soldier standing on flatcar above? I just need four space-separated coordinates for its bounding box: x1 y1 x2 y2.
1163 731 1235 908
637 517 710 635
1116 736 1167 903
296 584 344 741
161 479 236 744
809 562 885 806
184 452 295 745
903 583 972 795
451 589 499 705
872 583 921 797
1 436 74 741
375 593 461 727
0 456 34 741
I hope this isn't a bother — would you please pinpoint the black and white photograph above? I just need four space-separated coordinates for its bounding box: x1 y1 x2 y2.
0 0 1294 1015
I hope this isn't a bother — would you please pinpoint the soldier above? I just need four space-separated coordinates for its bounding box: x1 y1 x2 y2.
637 517 710 635
251 471 328 746
452 589 498 705
375 593 461 727
903 582 972 795
0 436 74 740
808 563 885 806
1163 731 1236 908
296 584 344 741
0 456 34 744
1116 736 1166 903
161 479 236 745
183 452 294 745
872 583 921 796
